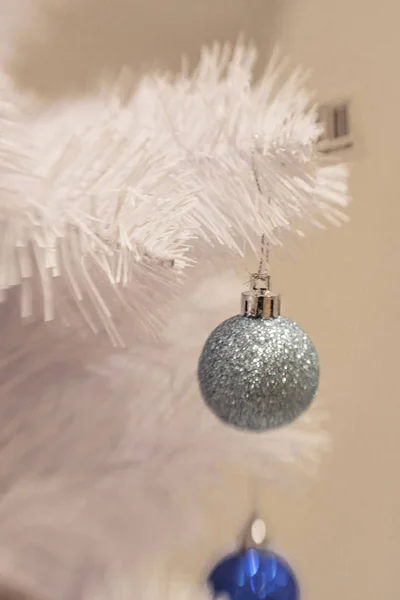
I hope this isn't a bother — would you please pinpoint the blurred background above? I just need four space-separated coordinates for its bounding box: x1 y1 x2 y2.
4 0 400 598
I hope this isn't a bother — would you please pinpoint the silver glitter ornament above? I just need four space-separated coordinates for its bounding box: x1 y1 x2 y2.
197 282 319 431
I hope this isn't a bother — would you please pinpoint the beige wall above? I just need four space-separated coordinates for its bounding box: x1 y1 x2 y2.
9 0 278 97
266 1 400 599
5 0 400 597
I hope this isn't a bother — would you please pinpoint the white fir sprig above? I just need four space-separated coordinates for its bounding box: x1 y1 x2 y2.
0 43 349 340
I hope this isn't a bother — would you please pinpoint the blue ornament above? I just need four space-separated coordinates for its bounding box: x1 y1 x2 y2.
208 548 299 600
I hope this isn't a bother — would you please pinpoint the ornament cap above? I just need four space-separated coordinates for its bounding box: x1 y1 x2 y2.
241 288 281 319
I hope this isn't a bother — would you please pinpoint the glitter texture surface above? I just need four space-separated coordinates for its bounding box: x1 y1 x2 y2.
198 315 319 431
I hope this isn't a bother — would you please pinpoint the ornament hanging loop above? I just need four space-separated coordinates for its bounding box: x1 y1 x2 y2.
248 149 279 318
250 148 272 291
258 234 270 282
253 233 271 291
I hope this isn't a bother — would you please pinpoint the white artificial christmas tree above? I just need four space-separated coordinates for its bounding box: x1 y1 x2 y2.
0 34 348 600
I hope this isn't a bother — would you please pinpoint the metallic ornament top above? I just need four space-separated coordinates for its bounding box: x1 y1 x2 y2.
241 286 281 319
197 272 319 431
